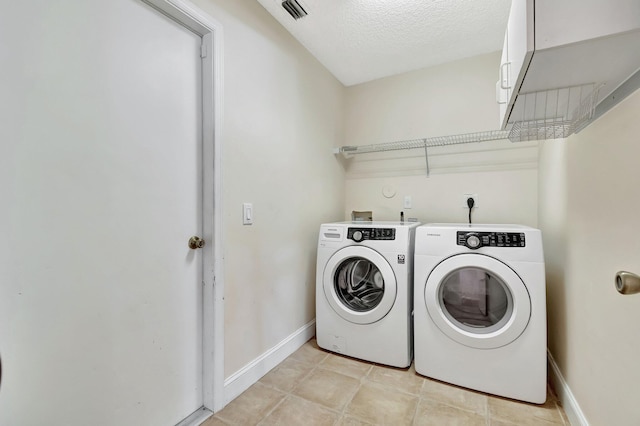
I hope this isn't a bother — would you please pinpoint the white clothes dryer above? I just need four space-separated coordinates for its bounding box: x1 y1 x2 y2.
413 224 547 404
316 221 420 368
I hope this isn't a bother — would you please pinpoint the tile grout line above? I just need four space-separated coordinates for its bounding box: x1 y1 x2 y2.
231 346 357 423
415 373 492 424
409 384 423 426
355 362 425 425
331 362 375 424
264 348 372 424
245 347 332 425
276 350 331 420
255 392 287 426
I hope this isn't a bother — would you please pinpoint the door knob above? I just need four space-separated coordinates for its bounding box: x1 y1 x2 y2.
188 236 205 249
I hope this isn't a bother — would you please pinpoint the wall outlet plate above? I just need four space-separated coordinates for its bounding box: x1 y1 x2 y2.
463 194 478 209
403 195 412 209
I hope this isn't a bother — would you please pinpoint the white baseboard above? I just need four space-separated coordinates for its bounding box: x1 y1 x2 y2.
547 350 589 426
176 406 213 426
222 320 316 406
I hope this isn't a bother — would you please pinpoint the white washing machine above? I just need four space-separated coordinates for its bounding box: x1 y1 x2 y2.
316 221 420 368
414 224 547 404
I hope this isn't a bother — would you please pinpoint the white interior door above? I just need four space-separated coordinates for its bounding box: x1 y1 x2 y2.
0 1 205 424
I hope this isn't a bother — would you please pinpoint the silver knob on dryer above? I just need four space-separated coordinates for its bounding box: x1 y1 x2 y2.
352 230 363 242
465 233 482 250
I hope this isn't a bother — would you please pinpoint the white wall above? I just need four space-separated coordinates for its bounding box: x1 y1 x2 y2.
343 53 539 226
190 0 345 379
539 89 640 426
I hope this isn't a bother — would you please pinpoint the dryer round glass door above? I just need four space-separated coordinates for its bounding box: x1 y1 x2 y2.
323 246 397 325
424 254 531 349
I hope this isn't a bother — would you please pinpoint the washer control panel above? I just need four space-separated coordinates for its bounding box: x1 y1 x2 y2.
457 231 526 249
348 227 395 242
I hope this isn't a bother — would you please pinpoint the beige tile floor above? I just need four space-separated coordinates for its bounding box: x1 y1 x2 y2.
203 339 569 426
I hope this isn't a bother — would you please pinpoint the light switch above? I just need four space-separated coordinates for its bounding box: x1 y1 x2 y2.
403 195 412 209
243 203 253 225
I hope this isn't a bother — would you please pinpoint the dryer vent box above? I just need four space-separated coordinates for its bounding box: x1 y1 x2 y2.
351 211 373 222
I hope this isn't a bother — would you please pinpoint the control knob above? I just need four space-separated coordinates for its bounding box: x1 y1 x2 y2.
464 233 482 250
352 230 364 242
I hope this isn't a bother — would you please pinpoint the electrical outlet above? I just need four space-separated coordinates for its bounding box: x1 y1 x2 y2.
463 194 478 209
403 195 412 209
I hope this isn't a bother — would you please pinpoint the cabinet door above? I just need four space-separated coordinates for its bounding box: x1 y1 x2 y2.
498 0 533 128
497 31 510 128
507 0 535 95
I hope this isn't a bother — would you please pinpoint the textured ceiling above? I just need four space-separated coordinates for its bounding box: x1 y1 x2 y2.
256 0 512 86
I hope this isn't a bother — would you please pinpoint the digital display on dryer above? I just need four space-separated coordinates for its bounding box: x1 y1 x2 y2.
348 228 395 241
456 232 526 248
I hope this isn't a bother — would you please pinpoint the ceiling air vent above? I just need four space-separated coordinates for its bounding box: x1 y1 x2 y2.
282 0 308 20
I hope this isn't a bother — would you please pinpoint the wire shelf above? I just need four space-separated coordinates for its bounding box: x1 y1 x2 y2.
508 83 600 142
338 130 511 156
334 83 603 178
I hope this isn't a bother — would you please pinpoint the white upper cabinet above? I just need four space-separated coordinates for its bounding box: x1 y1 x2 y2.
505 0 533 101
496 33 510 128
497 0 640 134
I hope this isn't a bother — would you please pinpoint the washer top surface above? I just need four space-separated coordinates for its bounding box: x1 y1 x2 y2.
324 221 420 228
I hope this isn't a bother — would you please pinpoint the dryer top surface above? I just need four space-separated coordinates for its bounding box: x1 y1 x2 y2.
422 223 538 232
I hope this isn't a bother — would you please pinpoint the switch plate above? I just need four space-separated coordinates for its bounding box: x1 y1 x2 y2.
243 203 253 225
403 195 412 209
463 194 478 209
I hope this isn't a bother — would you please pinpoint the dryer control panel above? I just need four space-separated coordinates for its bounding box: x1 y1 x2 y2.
457 231 526 249
348 227 395 242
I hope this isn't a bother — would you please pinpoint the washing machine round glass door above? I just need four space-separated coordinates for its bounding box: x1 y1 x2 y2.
424 254 531 349
323 246 397 325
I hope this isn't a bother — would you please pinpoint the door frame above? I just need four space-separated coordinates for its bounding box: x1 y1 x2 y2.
141 0 225 417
